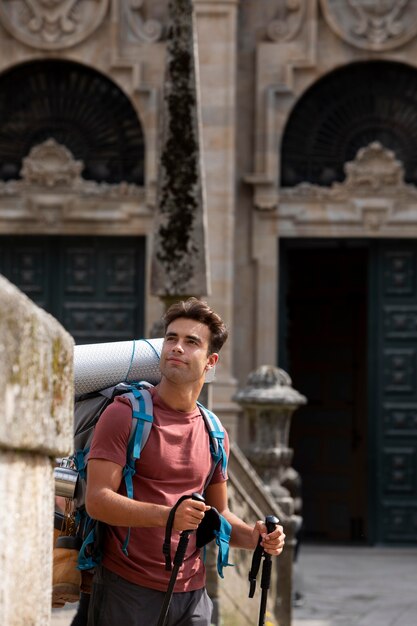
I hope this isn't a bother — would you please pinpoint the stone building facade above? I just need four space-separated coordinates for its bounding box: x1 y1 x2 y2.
1 1 417 545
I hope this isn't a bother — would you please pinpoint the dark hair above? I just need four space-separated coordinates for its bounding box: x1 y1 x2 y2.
163 297 228 354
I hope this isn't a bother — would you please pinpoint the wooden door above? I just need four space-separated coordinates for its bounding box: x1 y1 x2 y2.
0 235 146 344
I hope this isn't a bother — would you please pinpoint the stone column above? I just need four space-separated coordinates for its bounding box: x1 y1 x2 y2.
234 365 307 626
151 0 210 300
193 0 240 435
0 275 74 626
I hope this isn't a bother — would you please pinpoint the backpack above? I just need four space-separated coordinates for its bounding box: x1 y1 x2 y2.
55 381 231 578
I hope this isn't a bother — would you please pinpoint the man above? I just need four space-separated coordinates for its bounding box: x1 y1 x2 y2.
86 298 285 626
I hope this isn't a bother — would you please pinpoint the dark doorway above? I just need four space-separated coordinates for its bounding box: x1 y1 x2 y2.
0 235 146 345
279 240 369 542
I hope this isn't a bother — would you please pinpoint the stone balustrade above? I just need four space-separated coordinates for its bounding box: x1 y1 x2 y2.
234 365 307 626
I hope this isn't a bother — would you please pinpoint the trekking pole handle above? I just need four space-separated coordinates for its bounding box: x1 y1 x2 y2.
183 493 205 535
265 515 279 535
173 493 206 567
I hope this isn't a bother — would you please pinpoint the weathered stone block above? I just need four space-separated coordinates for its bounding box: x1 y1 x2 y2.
0 274 74 457
0 452 54 626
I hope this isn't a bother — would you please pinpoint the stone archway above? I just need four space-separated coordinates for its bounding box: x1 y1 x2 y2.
0 60 151 344
0 58 145 184
281 60 417 188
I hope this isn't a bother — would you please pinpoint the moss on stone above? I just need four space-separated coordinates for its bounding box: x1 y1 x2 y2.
155 0 201 292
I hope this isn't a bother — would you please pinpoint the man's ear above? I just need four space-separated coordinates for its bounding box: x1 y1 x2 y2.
206 352 219 370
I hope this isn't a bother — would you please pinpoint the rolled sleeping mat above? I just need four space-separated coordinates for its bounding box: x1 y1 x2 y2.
74 337 215 396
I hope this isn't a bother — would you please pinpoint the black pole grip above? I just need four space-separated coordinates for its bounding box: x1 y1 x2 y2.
173 532 191 566
260 555 272 590
265 515 279 535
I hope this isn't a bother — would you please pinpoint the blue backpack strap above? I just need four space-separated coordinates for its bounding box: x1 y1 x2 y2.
78 383 154 565
196 404 233 578
120 384 154 555
197 402 227 489
214 514 233 578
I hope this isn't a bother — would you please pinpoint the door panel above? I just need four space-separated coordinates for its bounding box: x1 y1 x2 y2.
0 236 146 345
281 239 417 544
372 242 417 543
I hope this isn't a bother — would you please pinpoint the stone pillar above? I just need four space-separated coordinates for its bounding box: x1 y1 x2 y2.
0 275 74 626
234 365 307 626
151 0 210 300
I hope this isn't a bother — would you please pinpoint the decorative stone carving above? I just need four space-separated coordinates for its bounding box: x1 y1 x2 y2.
122 0 163 43
0 138 149 233
0 138 143 199
344 141 404 190
282 142 412 199
21 139 83 188
320 0 417 51
279 142 417 235
267 0 306 42
0 0 109 50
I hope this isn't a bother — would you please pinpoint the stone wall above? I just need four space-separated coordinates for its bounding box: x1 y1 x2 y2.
0 275 74 626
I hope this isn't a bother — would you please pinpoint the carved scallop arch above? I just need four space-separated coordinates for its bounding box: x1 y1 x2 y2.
0 59 145 185
281 60 417 188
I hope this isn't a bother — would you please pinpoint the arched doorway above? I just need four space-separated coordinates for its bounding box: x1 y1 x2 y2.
0 60 147 344
279 61 417 544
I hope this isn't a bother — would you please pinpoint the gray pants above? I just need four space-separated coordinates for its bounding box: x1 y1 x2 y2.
87 566 213 626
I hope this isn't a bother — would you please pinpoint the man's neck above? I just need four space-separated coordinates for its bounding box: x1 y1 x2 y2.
156 379 203 412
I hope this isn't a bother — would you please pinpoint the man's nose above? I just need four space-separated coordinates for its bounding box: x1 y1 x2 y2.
172 340 184 353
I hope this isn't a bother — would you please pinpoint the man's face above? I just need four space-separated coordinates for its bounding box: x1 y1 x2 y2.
160 317 218 385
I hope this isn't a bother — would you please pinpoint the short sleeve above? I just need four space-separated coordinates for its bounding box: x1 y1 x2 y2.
88 396 133 467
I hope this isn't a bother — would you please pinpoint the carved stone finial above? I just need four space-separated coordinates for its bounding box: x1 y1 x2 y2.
234 365 307 406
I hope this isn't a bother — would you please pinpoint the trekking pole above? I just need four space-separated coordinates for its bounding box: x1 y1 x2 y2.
157 493 205 626
248 515 279 626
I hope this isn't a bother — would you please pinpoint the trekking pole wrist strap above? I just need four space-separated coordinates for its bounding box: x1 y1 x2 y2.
163 495 191 571
248 538 263 598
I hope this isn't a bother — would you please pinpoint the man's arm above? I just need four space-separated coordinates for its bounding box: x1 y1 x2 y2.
86 458 208 531
205 481 285 556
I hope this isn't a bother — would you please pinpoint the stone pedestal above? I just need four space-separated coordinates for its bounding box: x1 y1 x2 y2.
0 275 74 626
234 365 307 626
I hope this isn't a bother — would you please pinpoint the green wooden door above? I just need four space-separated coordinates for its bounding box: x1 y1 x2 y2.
280 238 417 544
370 241 417 543
0 236 146 344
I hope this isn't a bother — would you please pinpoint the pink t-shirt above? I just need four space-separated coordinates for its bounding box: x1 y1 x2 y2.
88 387 229 592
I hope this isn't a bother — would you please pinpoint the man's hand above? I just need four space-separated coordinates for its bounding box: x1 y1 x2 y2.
173 497 211 532
252 520 285 556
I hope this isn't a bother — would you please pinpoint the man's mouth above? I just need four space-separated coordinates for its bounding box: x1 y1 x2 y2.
167 357 186 365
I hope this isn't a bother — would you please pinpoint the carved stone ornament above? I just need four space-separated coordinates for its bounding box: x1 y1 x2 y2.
267 0 306 42
279 142 417 235
0 138 144 199
21 139 83 187
343 141 404 189
0 0 110 50
122 0 163 43
320 0 417 51
0 138 147 232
